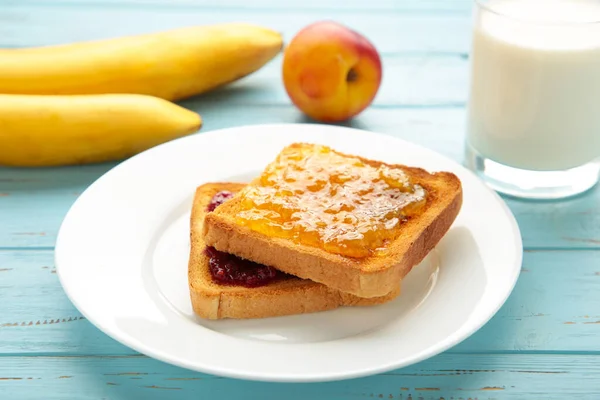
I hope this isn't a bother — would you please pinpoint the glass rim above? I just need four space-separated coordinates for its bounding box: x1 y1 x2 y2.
474 0 600 26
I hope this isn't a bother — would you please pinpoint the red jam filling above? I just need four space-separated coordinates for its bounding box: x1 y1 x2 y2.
204 246 285 288
205 190 289 287
207 190 234 211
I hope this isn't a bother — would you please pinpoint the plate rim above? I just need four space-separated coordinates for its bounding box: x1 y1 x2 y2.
55 122 523 382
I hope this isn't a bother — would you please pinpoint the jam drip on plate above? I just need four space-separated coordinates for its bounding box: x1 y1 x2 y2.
205 190 289 288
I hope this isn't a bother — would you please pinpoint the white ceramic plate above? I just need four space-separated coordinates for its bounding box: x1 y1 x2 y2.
56 123 522 383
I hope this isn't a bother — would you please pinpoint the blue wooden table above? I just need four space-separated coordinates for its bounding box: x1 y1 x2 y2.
1 1 599 399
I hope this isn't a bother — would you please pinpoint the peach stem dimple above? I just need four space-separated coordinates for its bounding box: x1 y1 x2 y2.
346 67 358 83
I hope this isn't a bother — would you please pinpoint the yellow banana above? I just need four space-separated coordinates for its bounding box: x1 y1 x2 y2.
0 23 283 101
0 94 202 167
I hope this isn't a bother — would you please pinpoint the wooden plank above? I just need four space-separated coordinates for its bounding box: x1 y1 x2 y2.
454 250 600 353
0 5 472 53
0 250 126 355
173 55 469 107
0 353 597 399
1 249 599 355
505 199 600 251
1 105 599 250
0 163 116 249
0 54 471 108
5 0 473 12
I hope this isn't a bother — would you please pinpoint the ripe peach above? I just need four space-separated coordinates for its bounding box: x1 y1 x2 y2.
282 21 382 123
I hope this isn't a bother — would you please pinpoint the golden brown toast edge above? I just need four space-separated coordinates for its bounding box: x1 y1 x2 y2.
188 182 401 320
202 144 463 299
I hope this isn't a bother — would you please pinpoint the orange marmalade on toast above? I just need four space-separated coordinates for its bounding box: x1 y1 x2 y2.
234 143 427 258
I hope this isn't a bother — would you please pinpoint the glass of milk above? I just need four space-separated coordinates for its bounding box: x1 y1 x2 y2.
465 0 600 199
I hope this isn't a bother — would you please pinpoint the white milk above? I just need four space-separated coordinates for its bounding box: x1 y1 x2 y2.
467 0 600 171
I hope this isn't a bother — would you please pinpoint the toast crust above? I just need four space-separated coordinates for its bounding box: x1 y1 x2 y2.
188 182 401 320
202 145 463 298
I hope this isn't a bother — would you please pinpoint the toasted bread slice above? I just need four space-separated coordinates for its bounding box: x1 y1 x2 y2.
203 143 462 298
189 182 401 320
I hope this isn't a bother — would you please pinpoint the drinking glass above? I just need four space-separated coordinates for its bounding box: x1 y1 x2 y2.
465 0 600 199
